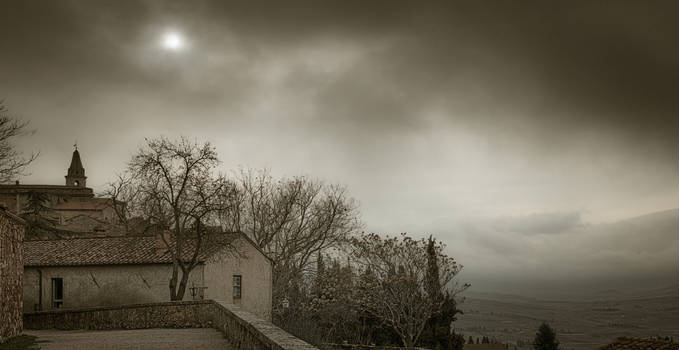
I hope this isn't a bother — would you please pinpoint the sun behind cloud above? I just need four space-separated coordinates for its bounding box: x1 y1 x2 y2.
161 31 185 51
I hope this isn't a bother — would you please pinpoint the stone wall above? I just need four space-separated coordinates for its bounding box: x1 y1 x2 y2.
0 206 25 342
204 237 273 320
24 300 319 350
0 184 93 214
24 235 272 320
212 300 317 350
23 264 205 312
23 300 213 330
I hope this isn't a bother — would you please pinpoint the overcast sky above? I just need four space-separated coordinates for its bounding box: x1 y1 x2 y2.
2 0 679 297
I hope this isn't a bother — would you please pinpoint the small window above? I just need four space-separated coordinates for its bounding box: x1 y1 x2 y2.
233 275 242 300
52 278 63 308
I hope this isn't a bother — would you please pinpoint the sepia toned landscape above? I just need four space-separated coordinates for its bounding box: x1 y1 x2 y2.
2 1 679 349
457 284 679 350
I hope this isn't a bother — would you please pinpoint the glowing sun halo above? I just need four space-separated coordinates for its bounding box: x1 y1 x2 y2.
161 31 185 51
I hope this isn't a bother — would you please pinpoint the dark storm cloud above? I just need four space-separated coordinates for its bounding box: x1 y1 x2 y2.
6 1 679 136
198 0 679 164
197 2 679 128
3 0 679 296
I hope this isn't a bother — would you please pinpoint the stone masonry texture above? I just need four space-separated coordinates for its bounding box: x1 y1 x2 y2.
0 206 25 342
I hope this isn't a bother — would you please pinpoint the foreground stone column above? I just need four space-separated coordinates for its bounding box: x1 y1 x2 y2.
0 205 25 342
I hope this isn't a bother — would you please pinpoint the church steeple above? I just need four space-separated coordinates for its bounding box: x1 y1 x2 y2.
65 146 86 187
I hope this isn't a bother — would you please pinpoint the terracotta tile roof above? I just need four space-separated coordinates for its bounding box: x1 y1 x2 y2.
23 234 236 267
599 337 679 350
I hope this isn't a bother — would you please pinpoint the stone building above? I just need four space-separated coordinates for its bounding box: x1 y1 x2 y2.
12 147 275 322
0 148 120 236
0 205 26 342
23 233 273 320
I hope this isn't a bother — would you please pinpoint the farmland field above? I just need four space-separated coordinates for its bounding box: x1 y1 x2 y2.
454 287 679 350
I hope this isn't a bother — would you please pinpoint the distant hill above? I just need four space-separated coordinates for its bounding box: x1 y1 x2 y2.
590 208 679 256
454 208 679 350
589 282 679 301
455 290 679 350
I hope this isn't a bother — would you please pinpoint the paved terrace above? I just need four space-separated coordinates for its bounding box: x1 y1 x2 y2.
26 328 232 350
23 300 318 350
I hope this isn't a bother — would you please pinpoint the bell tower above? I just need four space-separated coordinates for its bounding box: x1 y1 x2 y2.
65 145 86 187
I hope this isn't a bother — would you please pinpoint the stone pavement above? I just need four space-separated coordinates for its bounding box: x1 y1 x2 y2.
25 328 233 350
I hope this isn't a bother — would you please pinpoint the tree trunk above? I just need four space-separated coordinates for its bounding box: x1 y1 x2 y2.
399 332 414 348
169 262 180 300
175 270 191 300
169 221 182 301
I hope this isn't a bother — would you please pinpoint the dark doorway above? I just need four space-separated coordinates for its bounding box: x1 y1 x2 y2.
51 278 63 308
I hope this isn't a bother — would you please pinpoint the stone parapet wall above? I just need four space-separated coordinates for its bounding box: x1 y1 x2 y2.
0 207 25 342
23 300 214 330
212 300 317 350
23 300 319 350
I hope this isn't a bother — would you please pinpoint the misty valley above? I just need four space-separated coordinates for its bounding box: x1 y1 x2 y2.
456 286 679 350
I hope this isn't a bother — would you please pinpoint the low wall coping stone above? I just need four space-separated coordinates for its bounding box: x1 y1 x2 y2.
23 300 210 316
212 300 319 349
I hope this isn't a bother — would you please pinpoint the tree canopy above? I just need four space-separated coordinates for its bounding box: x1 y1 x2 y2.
533 323 560 350
350 233 468 347
107 136 237 300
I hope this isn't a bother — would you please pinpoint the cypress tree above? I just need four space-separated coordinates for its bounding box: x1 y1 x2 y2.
425 236 443 303
532 323 560 350
312 253 326 298
22 191 54 219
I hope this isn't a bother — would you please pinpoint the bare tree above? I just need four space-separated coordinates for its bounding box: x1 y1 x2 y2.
102 174 142 235
350 232 468 347
221 168 361 312
0 102 37 183
109 136 237 300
